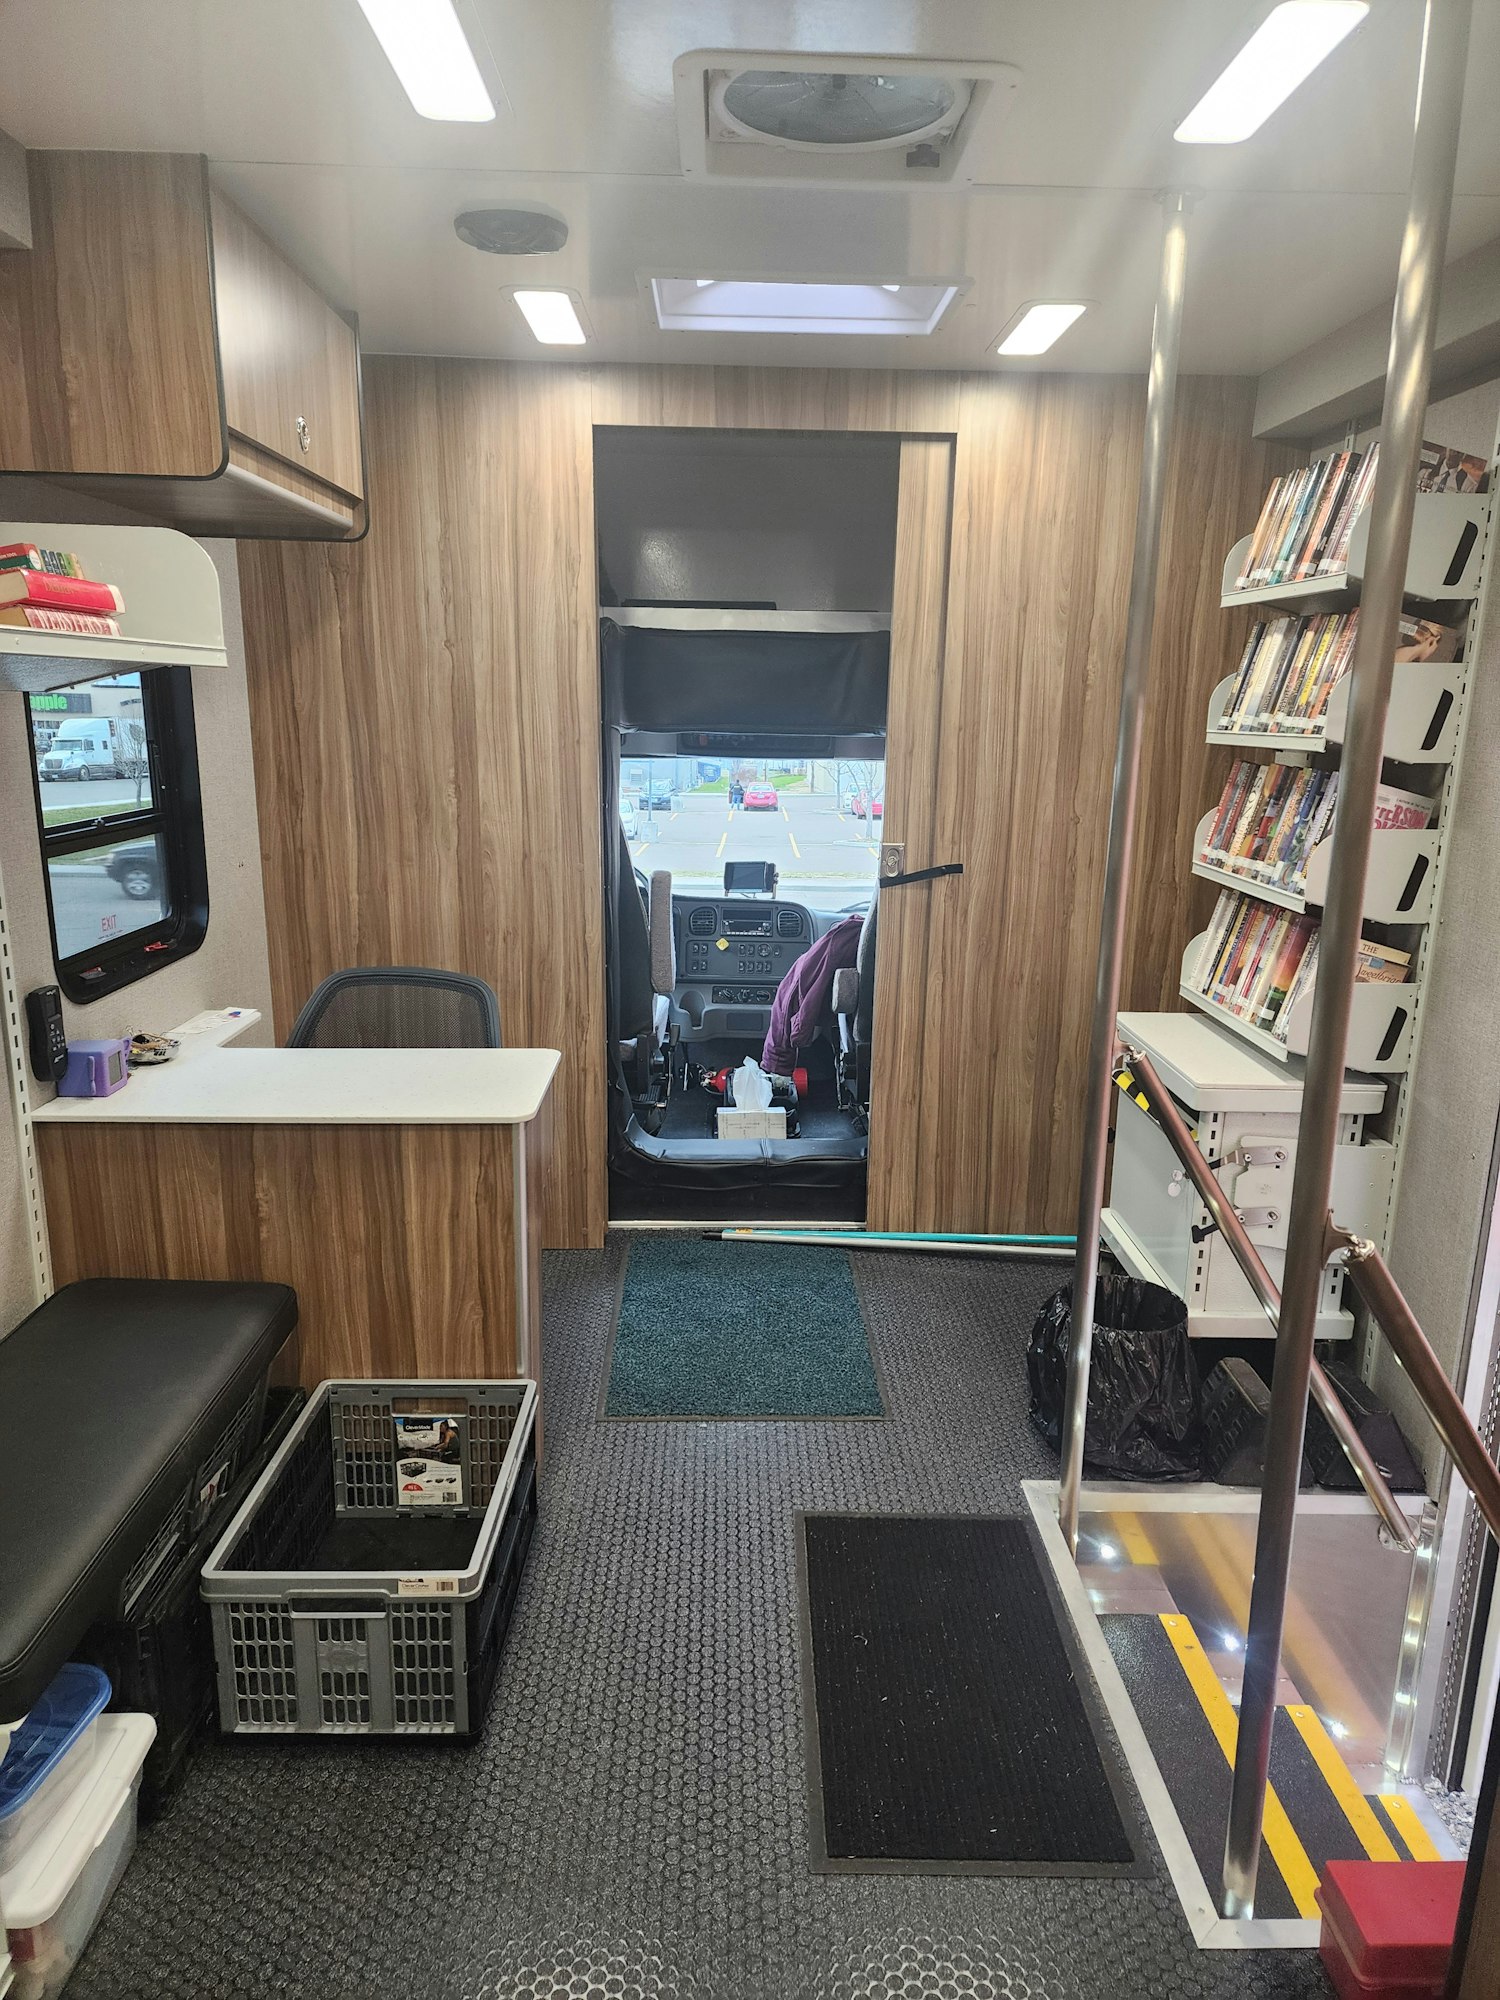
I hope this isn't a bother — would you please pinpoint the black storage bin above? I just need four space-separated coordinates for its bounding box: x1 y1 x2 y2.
77 1388 308 1815
1027 1274 1202 1479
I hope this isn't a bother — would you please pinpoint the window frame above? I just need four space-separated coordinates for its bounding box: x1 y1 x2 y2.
27 666 209 1002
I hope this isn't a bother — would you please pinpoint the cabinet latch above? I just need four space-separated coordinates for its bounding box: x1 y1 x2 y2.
295 415 311 454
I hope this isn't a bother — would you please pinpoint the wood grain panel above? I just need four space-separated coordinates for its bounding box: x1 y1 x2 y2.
239 357 602 1247
866 437 955 1230
0 151 223 475
589 364 961 435
37 1120 525 1384
211 189 364 499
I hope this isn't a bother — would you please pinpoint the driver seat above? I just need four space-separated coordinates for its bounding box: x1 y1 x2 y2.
834 887 878 1130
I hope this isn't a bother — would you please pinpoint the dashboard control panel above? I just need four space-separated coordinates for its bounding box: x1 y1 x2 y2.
676 902 810 986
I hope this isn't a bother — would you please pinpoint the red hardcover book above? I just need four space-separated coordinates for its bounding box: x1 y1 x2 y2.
0 606 122 636
0 571 122 614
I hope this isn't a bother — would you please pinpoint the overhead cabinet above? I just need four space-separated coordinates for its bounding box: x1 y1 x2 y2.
0 151 364 539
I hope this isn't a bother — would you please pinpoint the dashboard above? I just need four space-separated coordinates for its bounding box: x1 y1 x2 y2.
671 897 815 1040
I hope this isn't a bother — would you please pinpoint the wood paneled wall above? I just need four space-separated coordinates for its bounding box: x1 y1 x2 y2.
239 359 599 1246
37 1118 540 1385
241 359 1289 1243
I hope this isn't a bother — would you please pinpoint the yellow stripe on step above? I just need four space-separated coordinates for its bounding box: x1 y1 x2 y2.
1378 1792 1442 1861
1285 1706 1399 1861
1158 1614 1323 1918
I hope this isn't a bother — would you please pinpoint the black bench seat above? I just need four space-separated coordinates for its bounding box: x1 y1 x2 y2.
0 1278 295 1721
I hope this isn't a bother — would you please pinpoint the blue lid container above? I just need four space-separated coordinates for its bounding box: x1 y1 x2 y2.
0 1665 112 1827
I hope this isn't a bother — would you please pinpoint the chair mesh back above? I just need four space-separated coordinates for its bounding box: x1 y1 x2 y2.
288 969 501 1050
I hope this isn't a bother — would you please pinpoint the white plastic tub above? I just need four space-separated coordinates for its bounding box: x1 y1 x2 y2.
0 1715 155 2000
0 1668 111 1880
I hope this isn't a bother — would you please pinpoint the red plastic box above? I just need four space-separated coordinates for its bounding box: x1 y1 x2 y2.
1317 1858 1465 1999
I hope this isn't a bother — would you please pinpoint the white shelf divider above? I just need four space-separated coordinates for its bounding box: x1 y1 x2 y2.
1179 935 1415 1073
1191 808 1439 922
1219 490 1490 613
0 522 228 693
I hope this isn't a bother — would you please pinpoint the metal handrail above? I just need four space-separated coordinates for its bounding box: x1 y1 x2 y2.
1122 1047 1418 1553
1332 1226 1500 1547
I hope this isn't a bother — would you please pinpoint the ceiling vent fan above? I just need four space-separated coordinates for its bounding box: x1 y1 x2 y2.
674 51 1020 185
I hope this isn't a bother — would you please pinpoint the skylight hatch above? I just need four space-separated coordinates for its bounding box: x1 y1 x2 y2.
650 278 964 337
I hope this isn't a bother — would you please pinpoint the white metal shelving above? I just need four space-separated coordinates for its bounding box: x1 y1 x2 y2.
1178 936 1416 1072
1191 809 1439 923
0 521 228 693
1204 659 1463 761
1219 490 1489 614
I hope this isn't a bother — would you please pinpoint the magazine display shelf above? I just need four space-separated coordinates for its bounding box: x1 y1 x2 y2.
1179 936 1416 1073
1204 659 1463 763
1219 490 1489 614
0 522 227 695
1191 809 1439 923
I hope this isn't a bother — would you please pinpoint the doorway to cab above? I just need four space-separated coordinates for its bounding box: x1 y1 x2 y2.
595 428 904 1224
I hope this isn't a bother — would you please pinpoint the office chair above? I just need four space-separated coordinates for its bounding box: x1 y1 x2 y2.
286 966 502 1049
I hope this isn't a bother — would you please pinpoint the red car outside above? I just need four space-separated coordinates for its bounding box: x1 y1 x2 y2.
743 783 778 810
849 792 884 819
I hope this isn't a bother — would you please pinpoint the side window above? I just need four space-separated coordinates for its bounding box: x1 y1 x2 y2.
27 668 209 1002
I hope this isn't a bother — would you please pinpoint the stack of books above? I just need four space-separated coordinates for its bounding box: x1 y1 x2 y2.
1199 764 1434 897
1232 437 1488 593
1217 609 1459 736
0 543 124 638
1190 892 1320 1041
1191 890 1413 1044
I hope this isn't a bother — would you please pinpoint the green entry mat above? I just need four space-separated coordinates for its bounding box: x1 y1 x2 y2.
603 1237 885 1420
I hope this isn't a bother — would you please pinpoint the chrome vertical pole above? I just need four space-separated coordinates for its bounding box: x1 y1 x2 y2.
1060 190 1192 1555
1221 0 1473 1918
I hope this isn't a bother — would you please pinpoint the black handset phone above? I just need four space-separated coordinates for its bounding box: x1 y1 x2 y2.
25 985 68 1084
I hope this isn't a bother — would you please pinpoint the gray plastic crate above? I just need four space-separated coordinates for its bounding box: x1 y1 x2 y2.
200 1378 537 1737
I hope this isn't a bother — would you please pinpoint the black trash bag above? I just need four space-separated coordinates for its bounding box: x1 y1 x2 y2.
1027 1274 1202 1480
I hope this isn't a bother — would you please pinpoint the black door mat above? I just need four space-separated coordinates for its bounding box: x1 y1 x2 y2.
798 1514 1144 1875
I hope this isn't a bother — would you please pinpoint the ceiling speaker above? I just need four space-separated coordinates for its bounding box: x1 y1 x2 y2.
454 207 569 256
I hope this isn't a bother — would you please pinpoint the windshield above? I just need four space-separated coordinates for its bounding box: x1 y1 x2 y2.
622 754 883 909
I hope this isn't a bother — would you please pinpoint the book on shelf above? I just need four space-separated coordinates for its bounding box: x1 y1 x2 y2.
0 606 122 637
0 570 123 615
1216 607 1460 736
0 542 86 577
1232 437 1489 592
1199 764 1433 895
1189 889 1319 1041
1356 938 1412 984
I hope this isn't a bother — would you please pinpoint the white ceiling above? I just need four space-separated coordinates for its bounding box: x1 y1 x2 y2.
0 0 1497 377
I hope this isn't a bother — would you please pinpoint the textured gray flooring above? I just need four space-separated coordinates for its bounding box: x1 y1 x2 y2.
72 1240 1333 1999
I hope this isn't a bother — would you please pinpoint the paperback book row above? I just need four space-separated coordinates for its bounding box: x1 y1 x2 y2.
1189 889 1410 1045
1233 437 1488 593
1198 762 1434 896
1216 607 1459 737
0 542 124 637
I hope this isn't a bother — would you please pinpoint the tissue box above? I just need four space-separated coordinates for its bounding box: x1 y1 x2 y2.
716 1108 787 1140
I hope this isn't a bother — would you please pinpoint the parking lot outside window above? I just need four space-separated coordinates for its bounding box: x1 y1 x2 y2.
26 668 209 1002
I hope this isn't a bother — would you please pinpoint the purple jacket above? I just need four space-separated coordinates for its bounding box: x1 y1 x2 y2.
761 915 864 1076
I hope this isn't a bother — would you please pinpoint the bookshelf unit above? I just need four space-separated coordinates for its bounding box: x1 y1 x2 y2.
1112 430 1495 1336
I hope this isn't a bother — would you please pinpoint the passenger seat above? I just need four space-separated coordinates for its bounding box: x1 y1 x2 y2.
834 888 878 1128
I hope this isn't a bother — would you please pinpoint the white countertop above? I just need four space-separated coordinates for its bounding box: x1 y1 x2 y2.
1117 1010 1386 1116
32 1045 561 1126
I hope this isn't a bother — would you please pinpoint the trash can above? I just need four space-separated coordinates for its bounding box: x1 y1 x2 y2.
1027 1275 1201 1479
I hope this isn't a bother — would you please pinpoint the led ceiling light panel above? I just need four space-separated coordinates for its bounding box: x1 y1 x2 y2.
355 0 495 123
650 278 964 337
1174 1 1369 144
994 301 1089 356
511 290 588 345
